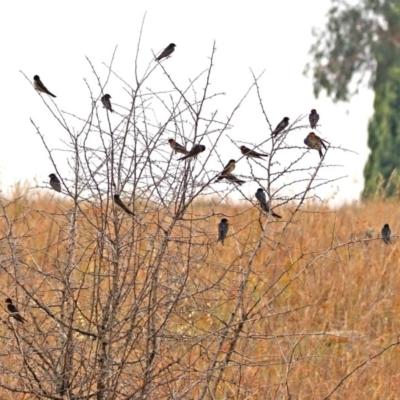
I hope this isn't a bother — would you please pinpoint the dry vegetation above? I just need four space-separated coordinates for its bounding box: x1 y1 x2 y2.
4 34 398 399
0 190 399 399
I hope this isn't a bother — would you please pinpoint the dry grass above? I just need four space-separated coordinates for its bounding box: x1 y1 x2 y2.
0 191 399 399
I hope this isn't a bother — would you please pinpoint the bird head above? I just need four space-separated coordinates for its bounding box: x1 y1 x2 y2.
283 117 289 122
311 109 317 114
257 188 264 193
309 132 316 139
229 159 236 164
168 139 175 144
104 94 111 99
170 43 176 48
200 145 206 152
113 194 120 200
5 298 12 304
221 218 228 223
48 173 56 179
384 223 390 229
33 75 40 81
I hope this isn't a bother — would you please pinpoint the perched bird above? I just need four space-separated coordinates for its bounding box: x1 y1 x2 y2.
216 174 245 185
178 144 206 161
255 188 282 218
304 132 327 158
272 117 289 136
168 139 188 155
309 109 319 129
220 159 236 176
156 43 176 61
33 75 56 97
381 223 391 244
5 298 26 324
49 173 61 192
240 145 269 159
101 94 114 112
218 218 229 245
114 194 135 216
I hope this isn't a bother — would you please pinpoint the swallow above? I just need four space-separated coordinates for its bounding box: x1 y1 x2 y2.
381 223 391 244
309 109 319 129
304 132 327 158
49 173 61 192
216 174 245 185
156 43 176 61
240 145 269 159
101 94 114 112
178 144 206 161
218 218 229 245
220 160 236 176
5 298 26 324
168 139 188 155
272 117 289 136
114 194 135 216
33 75 56 97
255 188 281 218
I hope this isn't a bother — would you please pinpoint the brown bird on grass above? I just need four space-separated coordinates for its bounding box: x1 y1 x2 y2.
240 145 269 159
5 298 26 324
168 139 188 155
272 117 289 136
114 194 134 216
304 132 327 158
309 109 319 129
33 75 56 97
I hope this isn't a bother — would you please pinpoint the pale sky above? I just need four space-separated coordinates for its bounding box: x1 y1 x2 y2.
1 0 374 204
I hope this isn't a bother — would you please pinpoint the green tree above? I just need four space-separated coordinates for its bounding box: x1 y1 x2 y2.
306 0 400 196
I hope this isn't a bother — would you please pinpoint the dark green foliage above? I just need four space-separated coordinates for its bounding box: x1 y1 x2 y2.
306 0 400 196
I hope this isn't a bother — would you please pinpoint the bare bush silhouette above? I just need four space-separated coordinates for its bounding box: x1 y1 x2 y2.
1 31 394 400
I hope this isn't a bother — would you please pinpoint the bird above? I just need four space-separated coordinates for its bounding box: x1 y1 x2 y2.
49 173 61 192
240 145 269 159
255 188 282 218
218 218 229 245
304 132 327 158
5 298 26 324
272 117 289 136
33 75 56 97
381 223 391 244
101 94 114 112
309 109 319 129
156 43 176 61
220 160 236 176
216 174 245 185
114 194 134 216
168 139 188 155
178 144 206 161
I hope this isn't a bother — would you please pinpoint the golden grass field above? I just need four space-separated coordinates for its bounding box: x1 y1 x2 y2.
0 189 399 399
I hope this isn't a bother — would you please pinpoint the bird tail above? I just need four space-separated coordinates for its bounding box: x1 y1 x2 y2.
272 211 282 219
49 92 56 98
318 149 323 158
178 154 191 161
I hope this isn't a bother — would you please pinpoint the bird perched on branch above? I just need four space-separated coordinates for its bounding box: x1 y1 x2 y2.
101 94 114 112
156 43 176 61
5 298 26 324
178 144 206 161
304 132 327 158
309 109 319 129
381 223 391 244
220 159 236 176
216 174 245 185
255 188 281 218
168 139 188 155
49 173 61 192
33 75 56 97
218 218 229 245
114 194 135 216
240 145 269 159
272 117 289 136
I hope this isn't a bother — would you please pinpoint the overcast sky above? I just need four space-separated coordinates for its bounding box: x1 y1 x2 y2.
1 0 374 204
